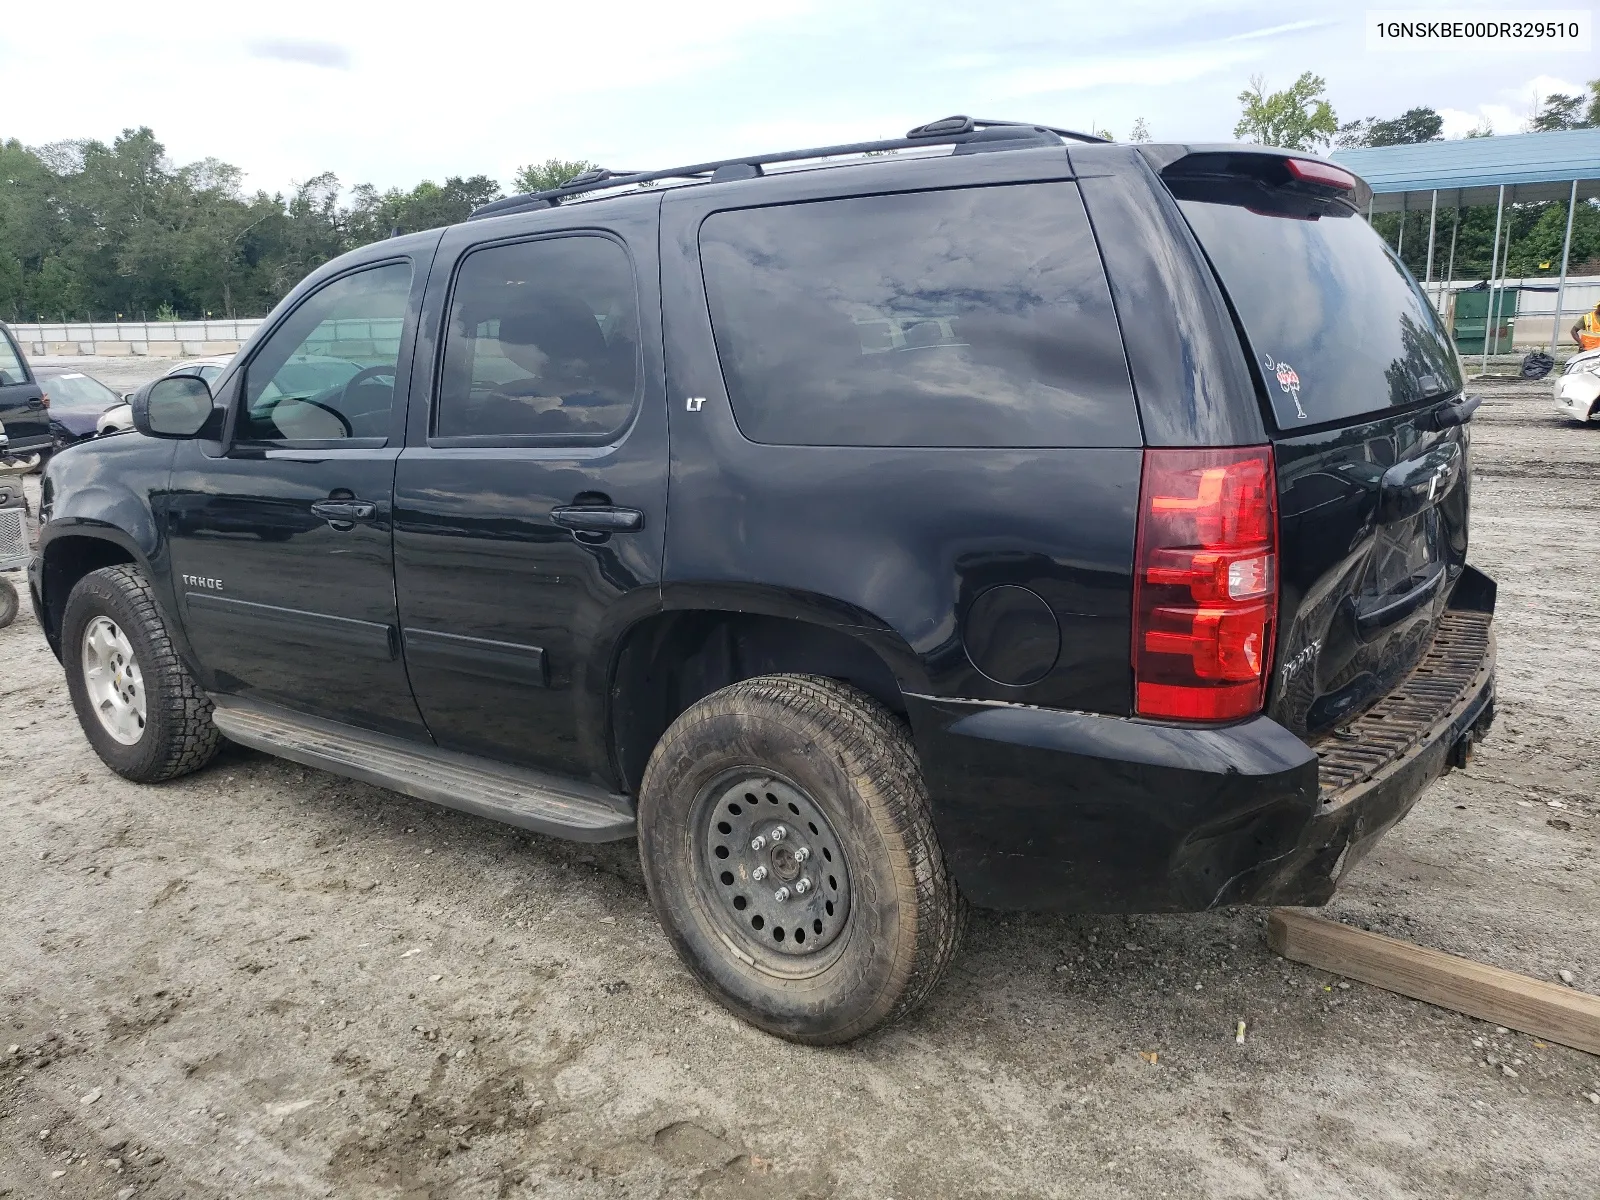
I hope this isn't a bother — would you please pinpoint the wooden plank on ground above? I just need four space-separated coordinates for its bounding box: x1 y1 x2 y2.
1268 908 1600 1057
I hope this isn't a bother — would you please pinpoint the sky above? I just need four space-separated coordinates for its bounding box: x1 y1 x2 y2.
0 0 1592 197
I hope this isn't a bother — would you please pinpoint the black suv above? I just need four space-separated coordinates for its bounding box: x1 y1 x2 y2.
0 320 53 456
32 119 1496 1043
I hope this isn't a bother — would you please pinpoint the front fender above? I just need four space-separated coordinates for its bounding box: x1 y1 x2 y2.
32 436 187 662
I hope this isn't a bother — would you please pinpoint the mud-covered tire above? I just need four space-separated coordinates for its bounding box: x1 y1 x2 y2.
637 674 966 1044
63 564 221 782
0 577 18 628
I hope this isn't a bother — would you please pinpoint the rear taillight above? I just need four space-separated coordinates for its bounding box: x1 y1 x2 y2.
1132 447 1278 721
1283 157 1357 192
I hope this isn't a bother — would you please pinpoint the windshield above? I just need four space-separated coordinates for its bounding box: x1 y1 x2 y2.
41 372 118 412
1177 200 1462 428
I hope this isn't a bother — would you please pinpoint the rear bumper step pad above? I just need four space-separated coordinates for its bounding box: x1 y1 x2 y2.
1311 609 1494 801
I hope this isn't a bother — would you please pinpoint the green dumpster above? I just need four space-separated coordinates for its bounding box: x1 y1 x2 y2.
1452 287 1519 355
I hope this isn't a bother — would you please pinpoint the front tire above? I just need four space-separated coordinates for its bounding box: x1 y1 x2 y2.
63 564 222 782
637 674 965 1044
0 577 18 628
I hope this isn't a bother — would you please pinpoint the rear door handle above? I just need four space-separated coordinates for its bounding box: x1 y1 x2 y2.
549 505 644 533
311 499 378 525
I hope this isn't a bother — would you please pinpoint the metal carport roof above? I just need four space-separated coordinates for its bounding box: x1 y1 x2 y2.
1330 128 1600 213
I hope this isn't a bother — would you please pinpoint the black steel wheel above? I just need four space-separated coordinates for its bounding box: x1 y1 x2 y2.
637 674 965 1044
695 770 852 963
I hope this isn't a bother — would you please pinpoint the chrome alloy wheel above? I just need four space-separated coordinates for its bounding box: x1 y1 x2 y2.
697 772 852 960
81 615 146 745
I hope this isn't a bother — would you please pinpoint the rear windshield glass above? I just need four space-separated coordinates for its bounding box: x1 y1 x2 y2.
1178 201 1461 427
699 183 1139 448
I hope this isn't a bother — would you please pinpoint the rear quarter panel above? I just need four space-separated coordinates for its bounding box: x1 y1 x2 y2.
658 152 1144 714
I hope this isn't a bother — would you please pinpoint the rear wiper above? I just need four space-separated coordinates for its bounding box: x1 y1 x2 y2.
1429 394 1481 430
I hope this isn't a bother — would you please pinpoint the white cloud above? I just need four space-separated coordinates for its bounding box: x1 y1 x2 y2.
246 38 353 70
0 1 1589 194
1436 73 1591 138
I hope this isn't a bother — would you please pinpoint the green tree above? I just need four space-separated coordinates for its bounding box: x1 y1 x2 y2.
1337 106 1443 148
345 175 503 246
1128 117 1151 143
512 158 598 194
1532 79 1600 130
1233 72 1338 150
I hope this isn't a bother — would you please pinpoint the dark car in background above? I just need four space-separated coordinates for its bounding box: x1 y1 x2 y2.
34 366 124 449
0 321 53 455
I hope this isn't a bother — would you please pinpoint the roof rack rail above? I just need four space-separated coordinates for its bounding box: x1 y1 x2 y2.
469 116 1110 221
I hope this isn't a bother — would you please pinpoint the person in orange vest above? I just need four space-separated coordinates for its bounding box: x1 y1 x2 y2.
1573 301 1600 351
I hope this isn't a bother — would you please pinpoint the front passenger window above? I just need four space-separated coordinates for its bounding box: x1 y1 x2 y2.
0 334 26 386
239 262 411 443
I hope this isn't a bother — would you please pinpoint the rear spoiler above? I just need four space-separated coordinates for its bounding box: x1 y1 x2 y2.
1138 144 1372 220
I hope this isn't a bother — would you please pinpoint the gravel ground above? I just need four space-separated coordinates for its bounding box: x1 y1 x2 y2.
1 371 1597 1200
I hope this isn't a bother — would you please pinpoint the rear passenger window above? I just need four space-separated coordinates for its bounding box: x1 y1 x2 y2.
436 236 640 442
699 183 1139 448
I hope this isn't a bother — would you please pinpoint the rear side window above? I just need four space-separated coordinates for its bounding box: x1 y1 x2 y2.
436 236 640 442
699 183 1139 448
1177 200 1462 427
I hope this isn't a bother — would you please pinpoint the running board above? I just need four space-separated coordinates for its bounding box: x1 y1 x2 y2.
209 698 635 842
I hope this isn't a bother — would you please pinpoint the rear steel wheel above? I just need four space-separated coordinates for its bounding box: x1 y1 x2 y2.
696 771 852 963
637 674 966 1044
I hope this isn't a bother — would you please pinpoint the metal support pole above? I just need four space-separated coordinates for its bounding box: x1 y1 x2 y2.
1423 190 1438 310
1444 204 1461 312
1481 184 1505 375
1549 178 1579 354
1367 197 1374 223
1397 194 1407 257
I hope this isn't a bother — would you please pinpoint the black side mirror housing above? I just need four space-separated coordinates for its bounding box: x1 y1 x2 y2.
134 374 216 439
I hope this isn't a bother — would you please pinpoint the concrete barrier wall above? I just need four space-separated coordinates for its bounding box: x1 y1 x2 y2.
12 319 262 357
10 317 406 359
9 283 1597 358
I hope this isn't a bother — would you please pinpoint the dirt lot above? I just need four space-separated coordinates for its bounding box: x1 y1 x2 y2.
1 369 1597 1200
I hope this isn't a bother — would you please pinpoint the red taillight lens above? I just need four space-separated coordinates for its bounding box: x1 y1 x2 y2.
1284 157 1357 192
1133 447 1278 721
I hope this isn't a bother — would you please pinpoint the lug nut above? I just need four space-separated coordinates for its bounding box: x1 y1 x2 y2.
795 877 812 895
751 865 768 881
770 825 786 842
749 835 766 852
793 846 810 863
773 886 791 902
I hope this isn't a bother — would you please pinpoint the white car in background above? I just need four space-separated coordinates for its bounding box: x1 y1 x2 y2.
97 356 233 436
1554 348 1600 423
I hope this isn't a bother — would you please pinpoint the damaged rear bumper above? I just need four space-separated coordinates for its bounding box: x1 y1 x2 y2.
909 587 1496 913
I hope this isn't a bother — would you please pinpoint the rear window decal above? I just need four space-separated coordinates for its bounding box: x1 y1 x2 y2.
1265 354 1306 419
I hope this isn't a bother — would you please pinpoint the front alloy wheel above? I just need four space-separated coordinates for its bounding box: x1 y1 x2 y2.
81 615 147 745
62 564 222 782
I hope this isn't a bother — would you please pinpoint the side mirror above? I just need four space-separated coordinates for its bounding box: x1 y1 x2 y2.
134 375 214 439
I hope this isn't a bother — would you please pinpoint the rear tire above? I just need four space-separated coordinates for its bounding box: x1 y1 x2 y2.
63 564 221 782
637 674 965 1044
0 577 18 628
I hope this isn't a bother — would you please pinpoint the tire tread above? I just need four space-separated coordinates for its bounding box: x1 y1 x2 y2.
67 564 221 782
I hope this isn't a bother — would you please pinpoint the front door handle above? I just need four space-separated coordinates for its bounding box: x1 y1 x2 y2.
311 499 378 527
549 505 644 533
